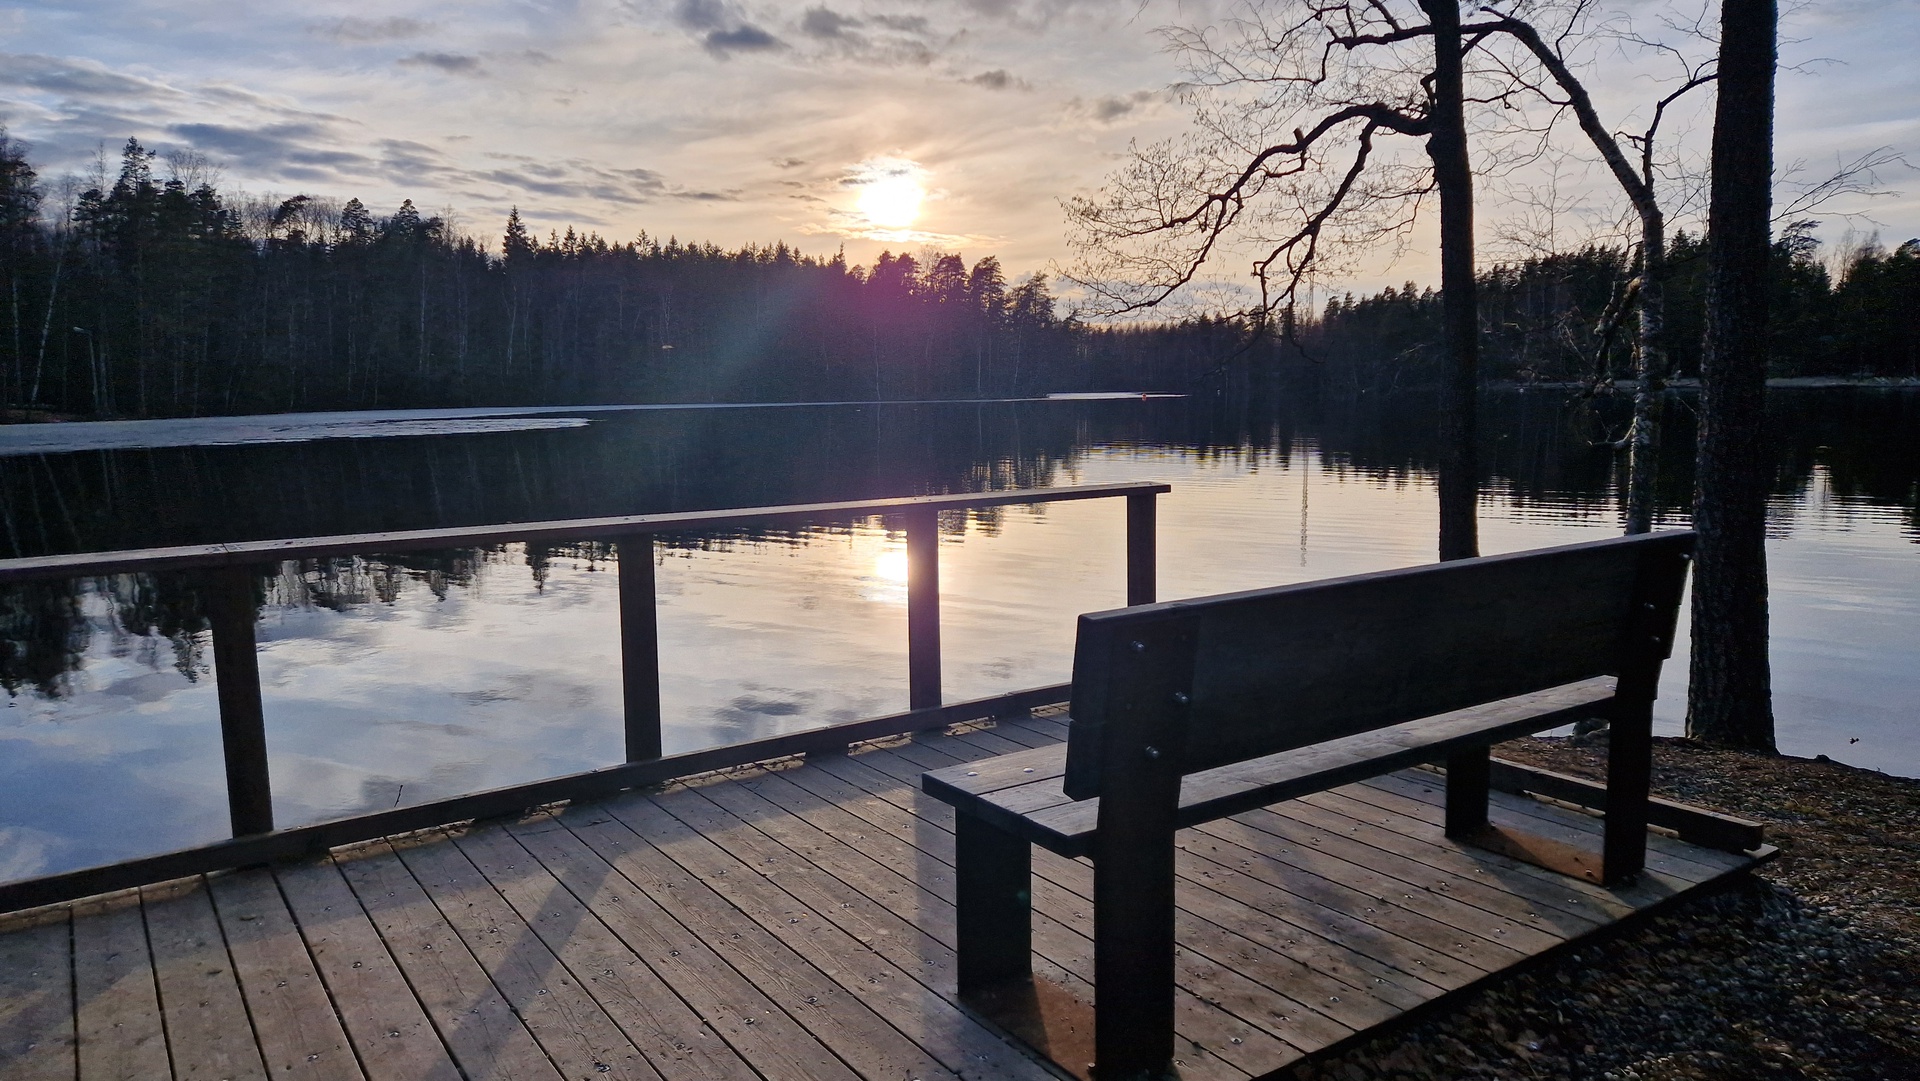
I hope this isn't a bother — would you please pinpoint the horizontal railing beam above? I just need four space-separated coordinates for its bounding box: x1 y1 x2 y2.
0 682 1071 915
0 482 1173 583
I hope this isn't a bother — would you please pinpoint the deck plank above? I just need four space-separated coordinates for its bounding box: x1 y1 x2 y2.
681 772 1262 1081
140 880 269 1081
813 749 1448 1009
71 891 168 1081
450 825 759 1081
860 736 1496 991
826 743 1460 1010
390 831 664 1081
502 816 865 1081
583 793 1057 1081
208 869 363 1081
0 906 74 1080
334 842 564 1081
273 858 463 1081
555 804 963 1081
793 751 1415 1032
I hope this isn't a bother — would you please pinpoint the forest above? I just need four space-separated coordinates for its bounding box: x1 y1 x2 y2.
0 133 1915 419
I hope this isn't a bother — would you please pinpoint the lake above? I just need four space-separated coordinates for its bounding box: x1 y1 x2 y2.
1 388 1915 882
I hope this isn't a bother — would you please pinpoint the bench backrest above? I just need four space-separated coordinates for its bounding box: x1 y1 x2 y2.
1061 531 1693 800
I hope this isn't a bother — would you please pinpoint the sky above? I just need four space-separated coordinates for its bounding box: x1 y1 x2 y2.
0 0 1914 302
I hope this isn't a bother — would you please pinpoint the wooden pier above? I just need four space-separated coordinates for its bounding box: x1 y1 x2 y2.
0 710 1773 1081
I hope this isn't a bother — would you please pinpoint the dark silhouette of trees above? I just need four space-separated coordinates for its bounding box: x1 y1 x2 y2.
0 135 1078 417
1687 0 1779 751
0 128 1909 424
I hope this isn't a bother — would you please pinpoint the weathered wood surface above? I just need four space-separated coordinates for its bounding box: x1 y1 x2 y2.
926 677 1619 857
0 718 1771 1081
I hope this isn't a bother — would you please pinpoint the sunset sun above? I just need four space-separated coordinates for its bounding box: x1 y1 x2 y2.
856 173 925 229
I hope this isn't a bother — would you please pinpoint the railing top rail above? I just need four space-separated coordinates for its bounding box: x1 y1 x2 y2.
0 481 1172 584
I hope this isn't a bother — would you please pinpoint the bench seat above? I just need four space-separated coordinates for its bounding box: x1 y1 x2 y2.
926 675 1616 858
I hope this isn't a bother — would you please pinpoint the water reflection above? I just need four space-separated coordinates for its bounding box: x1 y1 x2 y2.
1 389 1916 881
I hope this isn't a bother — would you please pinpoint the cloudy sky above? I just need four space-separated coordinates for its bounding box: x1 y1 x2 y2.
1 0 1913 296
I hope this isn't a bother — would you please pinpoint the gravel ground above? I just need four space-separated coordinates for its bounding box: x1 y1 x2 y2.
1291 737 1920 1081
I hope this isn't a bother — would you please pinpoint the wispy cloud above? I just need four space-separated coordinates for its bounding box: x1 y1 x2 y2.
669 0 785 57
967 69 1029 91
397 52 486 76
703 25 784 57
307 17 433 44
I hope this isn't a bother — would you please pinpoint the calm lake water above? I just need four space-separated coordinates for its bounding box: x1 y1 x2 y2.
1 390 1915 881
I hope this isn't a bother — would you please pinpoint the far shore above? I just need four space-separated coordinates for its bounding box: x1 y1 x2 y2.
1512 375 1920 392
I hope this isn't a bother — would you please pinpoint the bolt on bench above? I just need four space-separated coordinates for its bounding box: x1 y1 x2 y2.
923 531 1696 1081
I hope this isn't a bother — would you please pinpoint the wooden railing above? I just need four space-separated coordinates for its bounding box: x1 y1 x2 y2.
0 481 1168 913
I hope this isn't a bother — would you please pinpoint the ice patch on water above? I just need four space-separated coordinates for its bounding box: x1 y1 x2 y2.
0 410 596 456
0 395 1182 456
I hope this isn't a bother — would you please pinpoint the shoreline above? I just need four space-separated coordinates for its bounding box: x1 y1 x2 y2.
1508 376 1920 392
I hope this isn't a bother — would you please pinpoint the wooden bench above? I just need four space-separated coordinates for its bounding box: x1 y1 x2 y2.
922 531 1694 1081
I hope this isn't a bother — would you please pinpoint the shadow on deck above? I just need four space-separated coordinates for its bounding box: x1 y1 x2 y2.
0 712 1773 1081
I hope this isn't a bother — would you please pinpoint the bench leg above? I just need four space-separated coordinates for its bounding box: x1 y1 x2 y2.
1444 745 1491 837
955 813 1031 996
1093 840 1177 1081
1602 709 1653 884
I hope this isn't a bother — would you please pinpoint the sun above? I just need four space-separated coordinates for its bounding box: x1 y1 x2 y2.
857 174 925 229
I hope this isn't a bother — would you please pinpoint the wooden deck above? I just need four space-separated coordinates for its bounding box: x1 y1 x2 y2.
0 712 1771 1081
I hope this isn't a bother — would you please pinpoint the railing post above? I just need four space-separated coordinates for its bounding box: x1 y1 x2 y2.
617 534 664 762
906 507 942 711
205 565 273 837
1126 490 1158 606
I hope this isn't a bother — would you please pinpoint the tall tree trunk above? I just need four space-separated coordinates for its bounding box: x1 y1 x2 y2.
1624 219 1669 535
1688 0 1777 750
1423 0 1480 561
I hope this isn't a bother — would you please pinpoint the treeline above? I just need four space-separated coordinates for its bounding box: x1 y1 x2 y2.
0 133 1914 418
0 136 1077 418
1285 225 1920 393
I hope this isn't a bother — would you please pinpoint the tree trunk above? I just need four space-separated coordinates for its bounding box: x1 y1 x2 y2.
1423 0 1480 561
1688 0 1776 750
1624 216 1669 535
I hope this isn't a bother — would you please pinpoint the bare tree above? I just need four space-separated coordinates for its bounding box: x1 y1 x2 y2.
1470 3 1716 533
1067 0 1501 560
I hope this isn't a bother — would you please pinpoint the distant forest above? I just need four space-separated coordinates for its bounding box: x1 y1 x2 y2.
0 134 1915 418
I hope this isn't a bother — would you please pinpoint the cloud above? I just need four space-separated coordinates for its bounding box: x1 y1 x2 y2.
1067 89 1162 124
870 14 932 33
800 7 859 38
668 0 785 57
0 53 174 101
673 0 730 30
968 69 1028 91
169 121 343 163
308 17 433 43
787 7 941 65
704 25 784 56
397 52 486 76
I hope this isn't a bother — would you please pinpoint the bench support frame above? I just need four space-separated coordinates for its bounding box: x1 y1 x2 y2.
937 532 1699 1081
